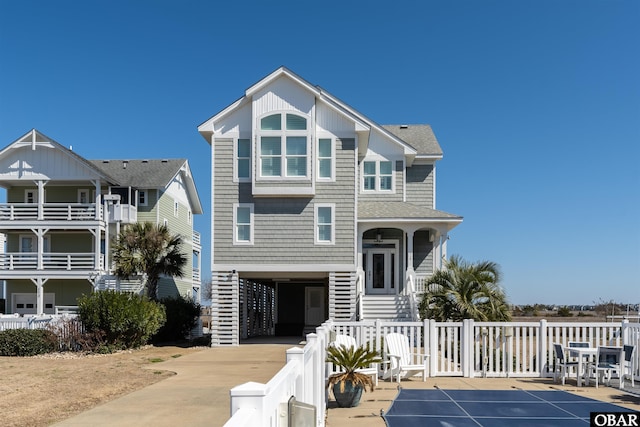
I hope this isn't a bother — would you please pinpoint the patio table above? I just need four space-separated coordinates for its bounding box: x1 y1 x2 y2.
568 347 597 386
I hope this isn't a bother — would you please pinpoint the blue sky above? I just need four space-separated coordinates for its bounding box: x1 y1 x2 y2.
1 0 638 306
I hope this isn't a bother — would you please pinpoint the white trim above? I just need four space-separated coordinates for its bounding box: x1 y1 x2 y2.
314 203 335 245
233 203 254 245
213 263 356 272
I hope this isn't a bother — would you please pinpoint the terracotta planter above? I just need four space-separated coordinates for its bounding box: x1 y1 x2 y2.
332 380 363 407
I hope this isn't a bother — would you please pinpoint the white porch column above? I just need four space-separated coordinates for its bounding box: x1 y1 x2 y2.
37 180 46 220
441 233 449 265
406 229 415 274
30 278 46 315
356 224 364 272
92 180 101 220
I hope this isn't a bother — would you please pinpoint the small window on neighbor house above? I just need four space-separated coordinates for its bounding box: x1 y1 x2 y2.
187 210 192 225
25 190 36 204
139 191 147 206
163 218 169 227
236 139 251 181
17 304 24 309
174 201 179 217
78 189 89 204
26 304 34 309
234 204 253 245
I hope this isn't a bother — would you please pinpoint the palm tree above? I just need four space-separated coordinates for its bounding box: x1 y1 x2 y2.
419 255 511 321
111 222 187 301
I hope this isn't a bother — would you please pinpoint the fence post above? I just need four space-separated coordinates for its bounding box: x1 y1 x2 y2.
462 319 474 378
621 319 629 346
539 319 547 378
423 318 429 376
287 347 305 403
229 382 267 426
429 319 437 376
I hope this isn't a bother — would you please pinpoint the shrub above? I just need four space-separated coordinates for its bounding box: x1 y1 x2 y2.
78 291 166 350
153 296 201 343
0 329 57 356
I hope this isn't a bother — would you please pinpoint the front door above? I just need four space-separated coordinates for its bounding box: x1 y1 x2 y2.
364 248 397 294
305 287 325 327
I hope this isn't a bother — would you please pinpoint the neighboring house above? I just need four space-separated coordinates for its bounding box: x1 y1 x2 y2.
198 67 463 346
0 129 202 315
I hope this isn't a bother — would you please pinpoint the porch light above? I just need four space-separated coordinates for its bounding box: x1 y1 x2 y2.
375 232 382 243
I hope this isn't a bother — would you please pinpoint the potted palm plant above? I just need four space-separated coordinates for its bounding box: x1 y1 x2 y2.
326 343 381 408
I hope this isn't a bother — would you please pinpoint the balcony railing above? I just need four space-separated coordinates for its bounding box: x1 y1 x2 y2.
192 230 201 247
0 252 98 270
193 268 201 284
0 203 101 221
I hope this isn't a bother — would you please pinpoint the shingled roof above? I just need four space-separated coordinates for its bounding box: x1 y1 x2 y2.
382 124 443 157
89 159 187 188
358 201 462 221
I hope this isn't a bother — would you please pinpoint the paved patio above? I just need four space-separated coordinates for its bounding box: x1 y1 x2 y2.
326 376 640 426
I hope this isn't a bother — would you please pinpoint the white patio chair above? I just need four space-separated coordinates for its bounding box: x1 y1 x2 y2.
588 346 623 388
553 343 579 385
383 333 428 383
620 345 635 389
331 334 379 386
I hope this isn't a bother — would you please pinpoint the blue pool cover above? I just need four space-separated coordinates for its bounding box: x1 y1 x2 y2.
383 389 635 427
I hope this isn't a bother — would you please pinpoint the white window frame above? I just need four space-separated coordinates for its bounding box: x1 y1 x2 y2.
174 200 179 217
314 203 335 245
316 136 335 181
234 137 252 182
25 190 37 203
233 203 254 245
77 189 90 204
361 159 395 193
257 112 310 180
138 190 148 206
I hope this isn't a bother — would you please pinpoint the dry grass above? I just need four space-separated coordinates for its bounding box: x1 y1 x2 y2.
0 345 206 427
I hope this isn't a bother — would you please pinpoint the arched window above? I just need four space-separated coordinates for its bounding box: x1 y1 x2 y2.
258 113 309 178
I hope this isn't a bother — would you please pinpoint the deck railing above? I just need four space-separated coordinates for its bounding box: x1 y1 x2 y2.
0 253 97 270
0 203 101 221
224 319 640 426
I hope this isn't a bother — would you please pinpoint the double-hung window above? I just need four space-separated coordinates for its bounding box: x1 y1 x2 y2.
362 160 393 192
315 204 335 244
259 113 309 178
236 138 251 181
317 138 333 180
234 203 254 245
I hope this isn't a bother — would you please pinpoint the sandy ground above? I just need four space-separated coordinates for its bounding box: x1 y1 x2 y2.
0 345 206 427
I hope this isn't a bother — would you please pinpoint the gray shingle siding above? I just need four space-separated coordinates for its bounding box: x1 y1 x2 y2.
213 137 356 266
406 164 434 207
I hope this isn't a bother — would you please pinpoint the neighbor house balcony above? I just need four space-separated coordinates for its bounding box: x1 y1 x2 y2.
0 252 102 277
0 203 102 227
106 203 137 224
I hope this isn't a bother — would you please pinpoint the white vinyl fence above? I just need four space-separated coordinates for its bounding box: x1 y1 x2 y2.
225 319 640 427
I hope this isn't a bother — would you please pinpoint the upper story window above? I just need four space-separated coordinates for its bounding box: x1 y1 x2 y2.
138 190 147 206
78 189 89 204
25 190 37 203
362 160 393 192
235 138 251 181
174 201 179 217
234 203 254 245
317 138 334 181
259 113 309 179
